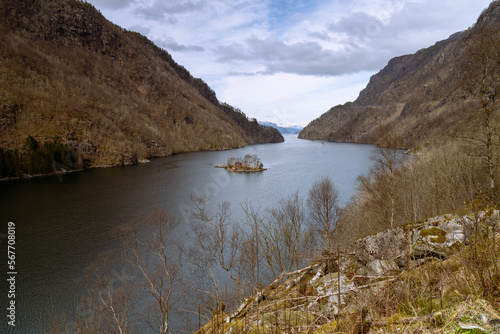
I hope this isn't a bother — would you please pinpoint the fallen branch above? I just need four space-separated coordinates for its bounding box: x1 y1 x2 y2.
315 277 399 300
372 314 433 327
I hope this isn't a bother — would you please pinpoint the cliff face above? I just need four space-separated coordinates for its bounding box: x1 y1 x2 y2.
0 0 282 167
299 1 500 149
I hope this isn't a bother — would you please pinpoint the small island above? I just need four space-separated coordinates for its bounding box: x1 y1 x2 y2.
216 154 267 173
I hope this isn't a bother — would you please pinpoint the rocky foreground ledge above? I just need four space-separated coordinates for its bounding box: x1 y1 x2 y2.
197 211 500 334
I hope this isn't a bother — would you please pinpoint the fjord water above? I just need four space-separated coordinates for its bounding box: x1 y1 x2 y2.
0 135 374 333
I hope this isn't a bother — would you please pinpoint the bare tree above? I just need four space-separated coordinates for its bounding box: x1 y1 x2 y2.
244 154 261 169
365 144 406 228
239 203 265 294
122 208 184 334
226 156 236 168
189 197 245 314
307 177 341 251
260 191 313 278
71 250 136 334
461 25 500 196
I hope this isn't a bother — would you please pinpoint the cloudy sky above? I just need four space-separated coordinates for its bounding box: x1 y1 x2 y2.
87 0 492 126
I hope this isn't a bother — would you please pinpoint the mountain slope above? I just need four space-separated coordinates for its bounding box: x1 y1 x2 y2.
299 1 500 149
0 0 282 168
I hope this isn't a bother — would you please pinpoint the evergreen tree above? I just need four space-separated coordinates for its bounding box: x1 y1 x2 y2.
0 135 81 178
0 148 6 178
24 134 38 152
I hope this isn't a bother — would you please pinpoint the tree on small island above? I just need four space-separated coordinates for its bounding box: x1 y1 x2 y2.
222 154 266 172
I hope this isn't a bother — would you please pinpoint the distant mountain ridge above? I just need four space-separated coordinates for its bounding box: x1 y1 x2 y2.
0 0 282 169
299 1 500 149
259 121 304 134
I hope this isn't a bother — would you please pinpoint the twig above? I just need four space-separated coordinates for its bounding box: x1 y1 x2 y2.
372 314 433 327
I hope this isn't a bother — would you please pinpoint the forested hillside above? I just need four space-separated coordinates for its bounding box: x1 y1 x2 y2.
0 0 282 177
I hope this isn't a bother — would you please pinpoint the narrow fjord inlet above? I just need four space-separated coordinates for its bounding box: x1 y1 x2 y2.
1 136 375 332
2 0 500 333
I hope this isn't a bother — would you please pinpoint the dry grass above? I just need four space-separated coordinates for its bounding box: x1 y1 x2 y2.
200 230 500 333
339 140 495 249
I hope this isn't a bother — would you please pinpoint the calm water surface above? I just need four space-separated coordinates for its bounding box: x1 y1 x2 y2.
0 135 374 333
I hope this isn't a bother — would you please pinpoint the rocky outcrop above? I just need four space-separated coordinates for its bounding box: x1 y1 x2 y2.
354 226 408 265
355 214 471 271
197 211 500 334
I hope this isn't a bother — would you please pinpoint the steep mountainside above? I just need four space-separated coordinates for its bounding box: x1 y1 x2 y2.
299 1 500 149
0 0 282 168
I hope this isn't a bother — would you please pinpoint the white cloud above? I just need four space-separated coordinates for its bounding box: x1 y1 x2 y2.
89 0 135 10
136 0 207 21
128 24 151 36
156 38 205 52
86 0 493 124
214 72 370 125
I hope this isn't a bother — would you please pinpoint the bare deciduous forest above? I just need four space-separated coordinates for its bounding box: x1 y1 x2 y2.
0 0 282 173
2 0 499 333
51 5 500 332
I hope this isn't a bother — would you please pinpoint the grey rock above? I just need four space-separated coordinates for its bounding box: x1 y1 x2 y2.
366 259 399 276
355 227 407 265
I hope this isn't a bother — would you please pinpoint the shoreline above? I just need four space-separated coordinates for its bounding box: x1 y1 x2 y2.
0 159 153 182
215 165 267 173
0 135 301 182
0 139 276 182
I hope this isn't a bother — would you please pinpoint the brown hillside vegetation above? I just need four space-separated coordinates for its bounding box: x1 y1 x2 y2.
189 3 500 332
64 136 499 333
38 1 500 332
0 0 282 170
299 0 500 151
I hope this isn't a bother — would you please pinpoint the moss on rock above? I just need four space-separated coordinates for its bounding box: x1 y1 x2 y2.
420 226 447 244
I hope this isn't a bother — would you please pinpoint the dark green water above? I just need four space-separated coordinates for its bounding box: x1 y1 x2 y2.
0 135 374 333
